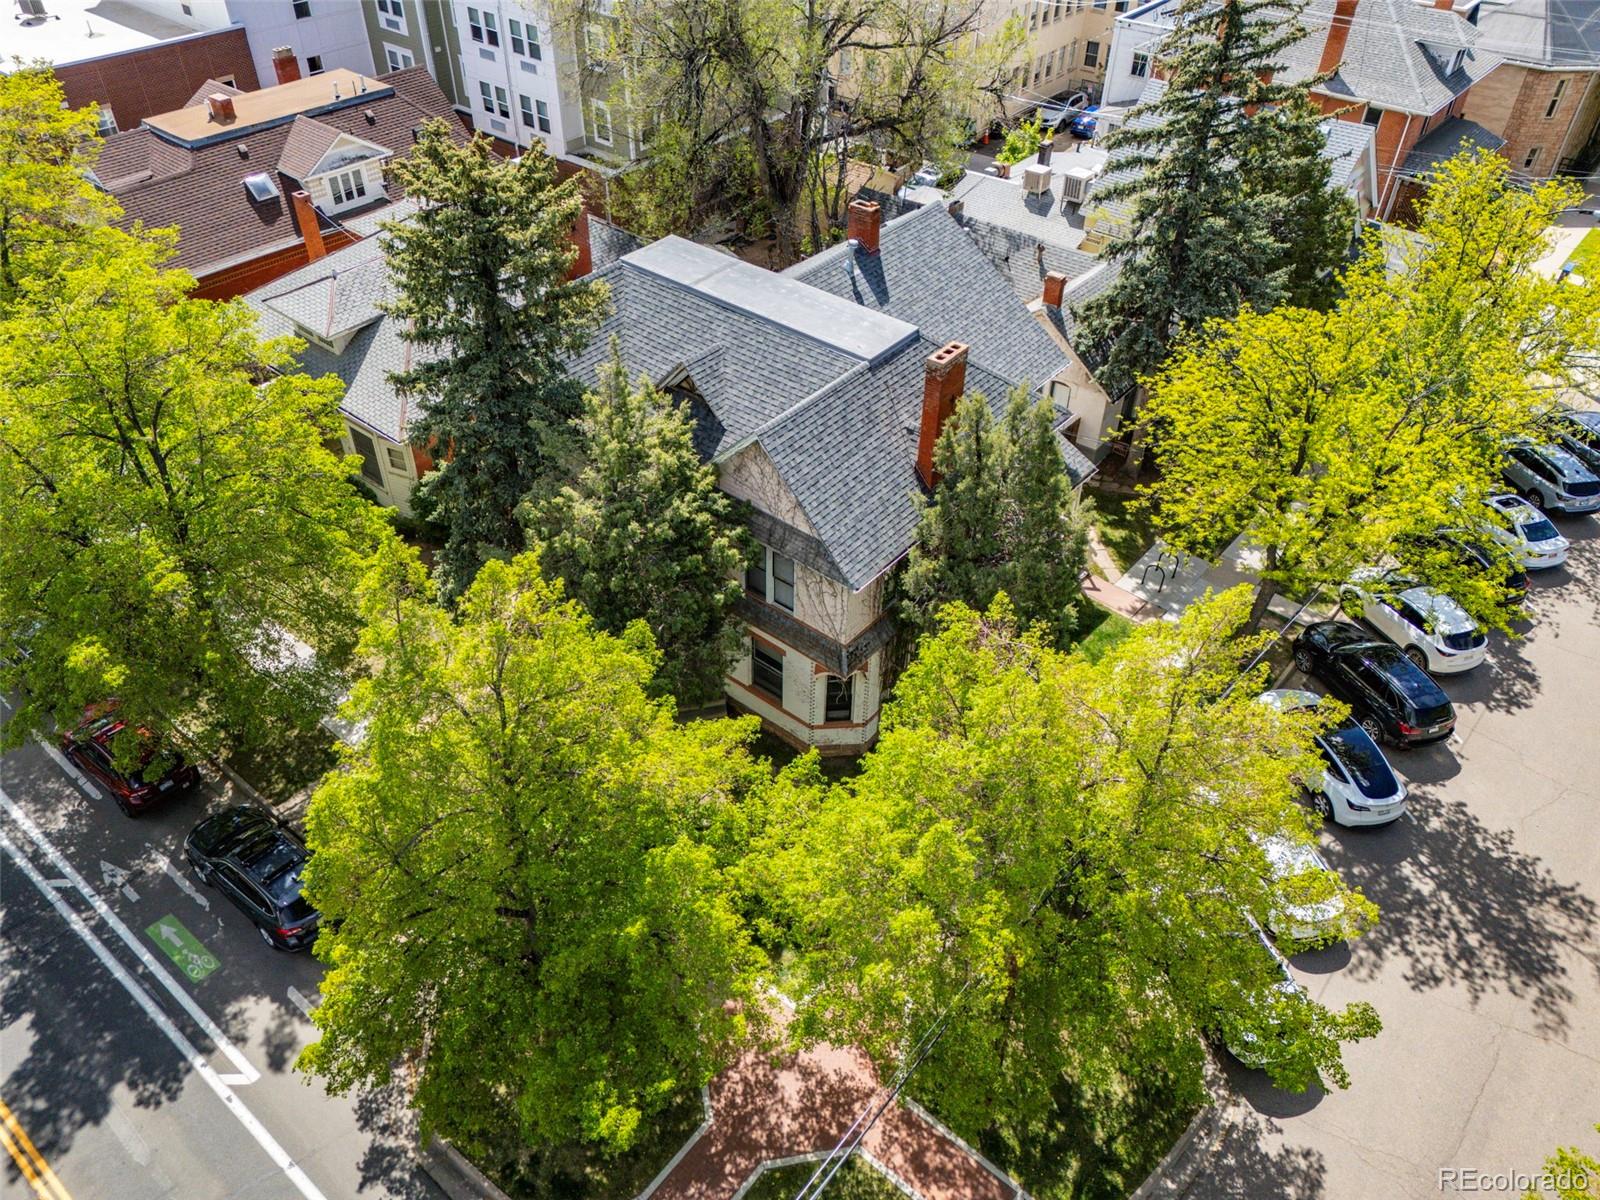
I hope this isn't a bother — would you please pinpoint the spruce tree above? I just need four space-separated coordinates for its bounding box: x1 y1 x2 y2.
529 347 753 705
1074 0 1349 396
902 388 1087 646
383 123 607 597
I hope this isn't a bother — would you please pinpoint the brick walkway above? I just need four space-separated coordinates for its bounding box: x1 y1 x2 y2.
646 1041 1017 1200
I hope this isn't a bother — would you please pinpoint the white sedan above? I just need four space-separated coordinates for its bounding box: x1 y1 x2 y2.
1258 834 1350 945
1339 569 1486 674
1258 690 1408 826
1482 494 1569 570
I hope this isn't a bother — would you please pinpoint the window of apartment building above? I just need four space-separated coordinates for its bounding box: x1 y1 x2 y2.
1115 0 1129 10
1523 146 1543 170
509 17 543 59
824 675 854 723
384 46 414 70
751 643 784 704
306 55 324 75
1029 5 1038 29
480 80 495 113
1131 51 1149 78
1033 55 1043 86
1084 40 1101 69
494 85 510 117
330 168 368 206
292 0 311 18
519 94 552 133
1045 49 1056 78
1545 79 1567 120
535 98 551 131
348 428 383 486
591 99 613 145
746 546 795 612
468 6 500 46
376 0 403 20
95 103 118 136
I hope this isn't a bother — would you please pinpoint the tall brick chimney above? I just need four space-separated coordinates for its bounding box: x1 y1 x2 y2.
1043 272 1068 308
915 342 969 489
847 198 881 254
272 46 302 86
206 93 236 123
1317 0 1358 75
291 190 326 262
1433 0 1454 9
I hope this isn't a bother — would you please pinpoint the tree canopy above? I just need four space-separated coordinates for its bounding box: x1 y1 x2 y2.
901 388 1089 647
528 345 752 705
1139 150 1600 630
383 124 607 597
1074 0 1353 396
749 587 1379 1139
299 542 769 1154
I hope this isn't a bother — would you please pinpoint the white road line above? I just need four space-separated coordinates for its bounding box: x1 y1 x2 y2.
154 853 209 912
0 790 256 1084
0 826 328 1200
101 859 141 904
286 986 320 1019
38 741 103 801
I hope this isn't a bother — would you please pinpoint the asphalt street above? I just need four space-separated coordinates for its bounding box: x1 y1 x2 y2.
0 727 442 1200
1190 515 1600 1197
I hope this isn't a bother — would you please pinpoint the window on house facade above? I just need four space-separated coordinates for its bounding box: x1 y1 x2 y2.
330 168 367 205
385 445 408 473
385 46 414 70
751 643 784 704
1084 40 1101 69
292 0 311 17
96 103 118 136
494 85 510 117
745 552 766 599
376 0 403 19
306 55 324 74
771 552 794 611
1131 51 1149 78
509 17 542 59
746 546 796 612
348 428 383 486
824 675 854 723
1362 105 1383 127
480 80 495 113
1045 49 1056 78
535 98 551 132
591 99 612 145
1545 79 1566 119
1523 146 1543 170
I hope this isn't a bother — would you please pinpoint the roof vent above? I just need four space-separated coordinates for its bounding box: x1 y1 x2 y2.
333 82 341 100
363 109 376 125
237 143 249 159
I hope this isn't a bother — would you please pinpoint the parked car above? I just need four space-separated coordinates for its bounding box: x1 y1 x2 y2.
1338 568 1486 673
1067 104 1100 138
1501 441 1600 515
1482 494 1569 570
184 805 320 951
1547 408 1600 475
1257 689 1408 825
61 706 200 816
905 161 941 189
1221 919 1308 1071
1292 622 1456 747
1256 834 1350 944
1399 532 1529 600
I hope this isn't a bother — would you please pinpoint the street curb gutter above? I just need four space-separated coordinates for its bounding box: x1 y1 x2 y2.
417 1136 513 1200
1128 1102 1223 1200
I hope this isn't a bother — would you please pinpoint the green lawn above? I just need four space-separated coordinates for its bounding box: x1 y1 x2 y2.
741 1158 904 1200
1568 227 1600 281
1072 604 1137 664
1088 489 1159 576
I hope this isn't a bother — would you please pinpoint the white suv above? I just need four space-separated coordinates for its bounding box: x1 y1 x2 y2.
1339 568 1486 674
1482 494 1569 570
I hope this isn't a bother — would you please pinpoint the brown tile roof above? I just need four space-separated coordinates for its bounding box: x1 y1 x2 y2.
102 67 464 279
276 116 345 181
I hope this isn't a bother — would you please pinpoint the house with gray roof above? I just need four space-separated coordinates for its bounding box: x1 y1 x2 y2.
247 201 1088 755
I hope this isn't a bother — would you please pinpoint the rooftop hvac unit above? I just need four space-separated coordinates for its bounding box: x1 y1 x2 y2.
1059 163 1101 206
1022 165 1052 196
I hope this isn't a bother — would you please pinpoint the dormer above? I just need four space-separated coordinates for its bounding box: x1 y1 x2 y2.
278 117 393 215
1419 40 1469 76
262 254 389 355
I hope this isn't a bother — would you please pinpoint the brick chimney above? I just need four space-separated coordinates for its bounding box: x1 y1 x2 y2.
847 198 881 254
566 208 593 281
1043 272 1068 308
1433 0 1454 8
206 93 236 123
915 342 969 489
291 190 326 262
1317 0 1358 75
272 46 301 86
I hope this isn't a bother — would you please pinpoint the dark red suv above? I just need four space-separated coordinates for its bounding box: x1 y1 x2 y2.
61 707 201 815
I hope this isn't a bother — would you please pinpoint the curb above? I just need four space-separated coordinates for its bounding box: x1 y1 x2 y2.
416 1136 514 1200
1128 1104 1222 1200
634 1086 715 1200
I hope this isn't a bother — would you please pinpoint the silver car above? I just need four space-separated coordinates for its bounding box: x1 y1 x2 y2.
1482 494 1569 570
1502 441 1600 515
1258 690 1408 826
1339 568 1486 674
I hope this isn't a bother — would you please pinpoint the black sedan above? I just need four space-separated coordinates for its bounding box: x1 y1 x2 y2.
1292 622 1456 748
184 806 320 950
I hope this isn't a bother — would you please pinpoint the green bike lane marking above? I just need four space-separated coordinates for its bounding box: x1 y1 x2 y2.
145 914 220 982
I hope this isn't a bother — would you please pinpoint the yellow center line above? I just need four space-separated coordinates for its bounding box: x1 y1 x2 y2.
0 1098 71 1200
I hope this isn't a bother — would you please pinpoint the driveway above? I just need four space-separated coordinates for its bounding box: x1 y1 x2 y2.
1188 516 1600 1197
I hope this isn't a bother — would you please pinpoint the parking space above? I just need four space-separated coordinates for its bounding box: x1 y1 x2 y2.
1190 517 1600 1197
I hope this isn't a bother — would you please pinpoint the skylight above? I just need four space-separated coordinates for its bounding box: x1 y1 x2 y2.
244 172 280 201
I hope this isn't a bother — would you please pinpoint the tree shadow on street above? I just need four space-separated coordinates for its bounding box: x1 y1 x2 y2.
1181 1107 1328 1200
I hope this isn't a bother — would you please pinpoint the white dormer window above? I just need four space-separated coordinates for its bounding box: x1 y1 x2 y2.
330 168 368 207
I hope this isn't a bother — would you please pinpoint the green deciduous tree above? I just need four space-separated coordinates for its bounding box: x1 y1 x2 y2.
0 61 115 305
750 587 1379 1143
1139 150 1600 631
0 227 384 752
1523 1125 1599 1199
298 541 768 1155
383 123 607 597
902 388 1089 646
1074 0 1352 396
528 345 752 706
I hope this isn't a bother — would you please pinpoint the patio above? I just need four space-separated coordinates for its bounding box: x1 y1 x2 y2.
1112 535 1335 627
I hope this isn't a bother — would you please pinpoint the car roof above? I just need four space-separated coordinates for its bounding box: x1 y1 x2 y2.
190 805 277 856
1562 409 1600 433
1257 688 1322 713
1395 586 1475 633
1360 647 1450 706
1308 620 1383 650
1526 441 1595 479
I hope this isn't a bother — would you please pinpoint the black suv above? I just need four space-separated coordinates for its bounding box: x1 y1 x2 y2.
184 806 320 950
1398 532 1529 600
1292 622 1456 748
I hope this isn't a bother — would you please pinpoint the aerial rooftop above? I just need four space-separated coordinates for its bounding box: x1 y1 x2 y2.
9 0 210 66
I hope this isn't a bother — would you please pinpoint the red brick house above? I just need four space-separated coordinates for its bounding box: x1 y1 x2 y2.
51 28 261 137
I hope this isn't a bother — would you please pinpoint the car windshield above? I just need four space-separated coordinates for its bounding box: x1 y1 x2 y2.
1326 723 1399 799
1520 517 1560 543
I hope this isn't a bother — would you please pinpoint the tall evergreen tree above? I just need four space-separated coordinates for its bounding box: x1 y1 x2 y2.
528 346 753 705
383 123 607 597
902 388 1088 646
1074 0 1349 396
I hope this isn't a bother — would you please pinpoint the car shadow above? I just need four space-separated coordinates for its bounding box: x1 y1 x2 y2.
1289 941 1352 976
1319 792 1599 1037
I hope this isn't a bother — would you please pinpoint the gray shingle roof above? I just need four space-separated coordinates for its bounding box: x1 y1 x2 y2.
1400 115 1506 174
1318 116 1376 192
588 215 643 271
